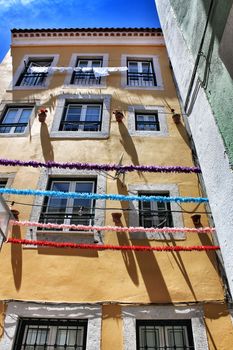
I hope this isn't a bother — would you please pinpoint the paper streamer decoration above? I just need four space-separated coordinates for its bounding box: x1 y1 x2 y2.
0 188 208 203
0 158 201 174
7 238 220 251
10 220 215 234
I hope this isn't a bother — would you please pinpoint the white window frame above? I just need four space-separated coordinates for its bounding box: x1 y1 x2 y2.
60 103 102 132
0 106 34 135
26 168 106 244
12 54 59 90
121 54 163 90
64 53 109 88
0 102 38 137
0 301 101 350
42 178 96 229
122 305 209 350
128 105 168 137
128 184 184 240
50 94 111 139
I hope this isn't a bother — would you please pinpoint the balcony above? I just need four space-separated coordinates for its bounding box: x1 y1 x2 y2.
0 122 28 134
16 72 48 87
127 72 157 87
39 211 95 230
71 71 101 86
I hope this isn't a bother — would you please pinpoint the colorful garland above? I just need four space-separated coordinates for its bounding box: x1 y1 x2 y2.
0 158 201 174
0 188 208 203
10 220 215 234
7 238 219 251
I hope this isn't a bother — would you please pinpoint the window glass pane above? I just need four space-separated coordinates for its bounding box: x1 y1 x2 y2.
92 60 102 67
84 105 101 131
18 109 32 123
72 182 95 225
47 182 69 213
128 62 139 72
78 60 89 68
66 106 82 121
142 62 151 73
2 109 17 123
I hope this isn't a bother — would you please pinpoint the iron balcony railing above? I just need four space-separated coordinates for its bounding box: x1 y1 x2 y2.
71 71 101 85
16 72 48 86
139 209 173 228
0 122 28 133
127 72 157 87
39 211 95 230
59 120 101 132
135 120 160 131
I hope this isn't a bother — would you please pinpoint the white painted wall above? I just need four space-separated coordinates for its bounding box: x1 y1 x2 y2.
156 0 233 296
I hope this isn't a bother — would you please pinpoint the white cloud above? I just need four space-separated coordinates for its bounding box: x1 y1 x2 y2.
0 0 38 8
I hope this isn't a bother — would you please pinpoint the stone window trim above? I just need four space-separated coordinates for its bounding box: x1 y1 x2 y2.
0 172 16 200
0 101 40 138
26 168 106 244
0 301 101 350
128 105 168 137
128 184 184 240
121 54 164 90
64 53 109 88
11 54 60 90
50 94 111 139
122 305 209 350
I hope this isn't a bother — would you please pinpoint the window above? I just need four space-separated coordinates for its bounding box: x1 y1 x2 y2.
16 58 53 87
13 318 87 350
127 60 156 87
71 58 103 85
135 112 160 131
128 184 184 240
39 178 96 229
136 320 194 350
51 94 111 139
59 103 102 132
139 192 173 228
0 106 33 134
0 180 7 188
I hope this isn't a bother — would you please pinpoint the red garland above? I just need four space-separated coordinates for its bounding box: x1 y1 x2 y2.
7 238 220 252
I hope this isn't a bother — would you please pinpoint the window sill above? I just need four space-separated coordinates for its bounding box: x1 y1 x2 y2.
129 231 186 240
12 85 49 91
50 131 109 139
63 84 107 89
123 85 164 91
129 130 169 137
0 132 29 138
23 230 102 248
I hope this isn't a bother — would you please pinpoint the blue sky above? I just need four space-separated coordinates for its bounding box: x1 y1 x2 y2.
0 0 160 62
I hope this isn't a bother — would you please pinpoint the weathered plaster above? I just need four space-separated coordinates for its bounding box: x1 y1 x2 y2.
122 305 209 350
0 302 101 350
156 0 233 296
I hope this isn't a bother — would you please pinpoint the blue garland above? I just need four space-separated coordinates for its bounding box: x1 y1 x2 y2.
0 187 208 203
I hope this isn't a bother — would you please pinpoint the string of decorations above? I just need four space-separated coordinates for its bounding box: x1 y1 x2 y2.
0 158 201 174
10 220 215 234
6 238 220 251
0 188 208 203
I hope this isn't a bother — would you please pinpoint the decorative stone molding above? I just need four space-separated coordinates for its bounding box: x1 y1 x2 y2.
122 305 209 350
0 302 101 350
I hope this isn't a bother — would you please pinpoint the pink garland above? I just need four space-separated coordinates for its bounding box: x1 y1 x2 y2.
7 238 220 251
10 220 215 234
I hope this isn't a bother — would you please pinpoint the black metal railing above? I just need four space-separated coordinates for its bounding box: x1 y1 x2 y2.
135 120 160 131
139 210 173 228
127 72 157 87
39 212 95 230
59 120 101 132
71 71 101 85
16 72 48 86
0 122 28 133
13 318 87 350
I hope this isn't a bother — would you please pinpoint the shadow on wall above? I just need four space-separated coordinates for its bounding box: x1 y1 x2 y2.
11 224 22 291
40 123 54 162
116 178 171 302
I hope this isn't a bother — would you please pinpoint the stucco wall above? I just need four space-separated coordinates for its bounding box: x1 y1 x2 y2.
168 0 233 164
0 38 232 348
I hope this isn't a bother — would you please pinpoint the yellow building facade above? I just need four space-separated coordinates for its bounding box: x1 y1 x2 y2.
0 28 232 349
